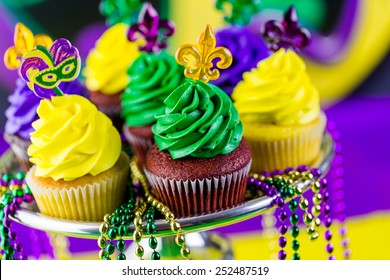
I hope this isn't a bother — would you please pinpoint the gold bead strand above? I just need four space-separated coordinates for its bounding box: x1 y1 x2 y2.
133 199 147 260
130 159 191 260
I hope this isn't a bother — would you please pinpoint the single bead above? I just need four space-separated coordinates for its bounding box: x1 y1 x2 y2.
146 223 157 234
110 215 121 226
342 238 350 247
292 253 300 260
268 188 278 197
290 226 299 238
136 245 144 258
278 210 287 222
297 165 309 172
324 204 331 215
165 212 175 220
310 168 321 178
328 255 336 260
103 257 111 260
13 197 23 207
118 225 128 236
310 231 319 240
98 249 107 259
149 237 158 249
170 221 181 233
133 230 142 243
180 246 190 259
286 187 295 198
275 197 284 207
306 226 315 235
151 251 161 260
290 214 299 225
14 243 22 252
4 205 16 216
2 193 12 205
294 186 303 195
314 218 321 227
325 217 332 228
2 174 12 183
3 217 11 228
303 213 313 225
321 178 328 189
99 222 109 235
175 234 185 246
284 167 295 174
324 230 332 241
116 240 126 251
323 191 330 202
299 198 309 210
97 236 107 249
23 194 33 203
271 170 283 177
278 236 287 248
279 225 288 235
105 242 115 255
326 243 334 253
278 250 287 260
311 205 321 216
15 172 25 181
289 200 298 211
313 193 322 204
117 253 126 260
291 240 300 251
311 181 321 192
107 228 118 240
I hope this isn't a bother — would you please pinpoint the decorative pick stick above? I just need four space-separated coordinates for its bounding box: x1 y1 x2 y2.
127 2 175 53
262 6 311 53
4 22 52 70
19 39 81 99
216 0 262 26
175 24 233 83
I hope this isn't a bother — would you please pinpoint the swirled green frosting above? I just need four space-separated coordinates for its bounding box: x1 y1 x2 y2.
153 79 243 159
121 52 184 127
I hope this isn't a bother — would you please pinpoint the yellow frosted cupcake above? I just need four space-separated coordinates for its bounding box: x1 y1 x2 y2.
25 95 129 221
232 49 326 172
83 23 140 129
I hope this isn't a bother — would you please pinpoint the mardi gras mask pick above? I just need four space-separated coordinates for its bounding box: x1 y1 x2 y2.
19 38 81 99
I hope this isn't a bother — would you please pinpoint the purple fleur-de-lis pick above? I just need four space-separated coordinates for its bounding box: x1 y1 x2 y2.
262 6 311 53
127 2 175 53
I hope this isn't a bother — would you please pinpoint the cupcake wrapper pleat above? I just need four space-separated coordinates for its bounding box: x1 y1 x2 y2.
144 161 251 218
26 167 128 222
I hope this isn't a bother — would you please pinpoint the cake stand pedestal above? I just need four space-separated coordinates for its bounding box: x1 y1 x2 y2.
3 134 334 260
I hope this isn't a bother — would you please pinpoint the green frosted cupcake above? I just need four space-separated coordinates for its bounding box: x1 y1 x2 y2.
121 52 184 166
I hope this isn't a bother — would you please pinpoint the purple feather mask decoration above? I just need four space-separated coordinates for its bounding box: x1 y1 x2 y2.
127 2 175 53
19 38 81 99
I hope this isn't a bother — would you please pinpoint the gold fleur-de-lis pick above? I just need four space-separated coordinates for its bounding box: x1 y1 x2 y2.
3 22 52 70
175 24 233 83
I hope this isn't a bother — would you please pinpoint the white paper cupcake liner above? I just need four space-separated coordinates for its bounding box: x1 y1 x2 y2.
144 161 251 218
26 165 129 222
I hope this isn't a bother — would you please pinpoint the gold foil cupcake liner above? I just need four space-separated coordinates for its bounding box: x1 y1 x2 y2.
26 166 129 222
144 161 251 218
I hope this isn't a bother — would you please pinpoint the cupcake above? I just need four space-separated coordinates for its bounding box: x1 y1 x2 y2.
83 23 141 129
211 1 269 95
144 25 252 218
3 22 86 171
19 38 129 221
3 78 87 171
232 6 324 172
121 3 183 167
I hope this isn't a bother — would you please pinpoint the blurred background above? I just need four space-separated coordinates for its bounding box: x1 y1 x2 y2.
0 0 389 260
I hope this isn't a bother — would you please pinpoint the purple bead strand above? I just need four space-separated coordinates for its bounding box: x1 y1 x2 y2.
328 121 351 259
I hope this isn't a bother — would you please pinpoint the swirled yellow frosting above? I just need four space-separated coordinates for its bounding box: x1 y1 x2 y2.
232 49 320 126
83 23 140 95
28 95 121 181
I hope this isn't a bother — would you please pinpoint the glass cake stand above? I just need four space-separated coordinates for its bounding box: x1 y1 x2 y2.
1 134 334 260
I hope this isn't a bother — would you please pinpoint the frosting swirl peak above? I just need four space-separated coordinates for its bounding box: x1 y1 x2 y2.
153 79 243 159
28 95 121 181
232 49 320 125
84 23 140 95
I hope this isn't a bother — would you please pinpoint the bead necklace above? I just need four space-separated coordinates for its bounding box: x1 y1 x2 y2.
0 172 33 260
